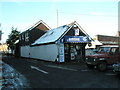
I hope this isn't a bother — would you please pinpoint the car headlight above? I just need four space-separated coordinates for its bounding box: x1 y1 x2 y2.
93 59 96 61
113 64 115 67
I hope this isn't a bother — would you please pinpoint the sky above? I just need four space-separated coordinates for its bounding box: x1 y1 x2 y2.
0 0 119 43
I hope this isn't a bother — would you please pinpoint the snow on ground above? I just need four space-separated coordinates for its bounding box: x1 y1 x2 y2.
0 55 29 89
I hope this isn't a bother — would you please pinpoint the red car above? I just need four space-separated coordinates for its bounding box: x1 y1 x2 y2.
85 45 120 71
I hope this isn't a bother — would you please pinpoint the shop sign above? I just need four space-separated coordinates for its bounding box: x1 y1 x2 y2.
64 36 90 43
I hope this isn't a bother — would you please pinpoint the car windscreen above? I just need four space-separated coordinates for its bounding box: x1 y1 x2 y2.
99 47 111 52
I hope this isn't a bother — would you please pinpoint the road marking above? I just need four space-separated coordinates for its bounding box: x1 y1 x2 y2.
81 69 91 72
105 73 117 76
30 65 48 74
45 65 78 71
41 80 50 84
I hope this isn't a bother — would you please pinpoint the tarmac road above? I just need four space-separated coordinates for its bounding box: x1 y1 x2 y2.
2 55 120 88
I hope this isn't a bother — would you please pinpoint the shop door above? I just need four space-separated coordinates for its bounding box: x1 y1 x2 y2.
64 44 70 62
64 44 79 61
75 44 82 60
70 44 77 61
64 43 84 62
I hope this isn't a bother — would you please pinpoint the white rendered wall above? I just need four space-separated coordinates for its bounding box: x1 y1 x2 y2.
21 46 30 58
30 44 58 62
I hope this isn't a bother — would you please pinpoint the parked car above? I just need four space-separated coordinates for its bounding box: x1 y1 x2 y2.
113 62 120 74
85 45 120 71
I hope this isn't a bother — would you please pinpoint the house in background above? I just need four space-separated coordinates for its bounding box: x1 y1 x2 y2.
21 21 92 62
94 34 119 45
116 31 120 37
85 31 120 55
86 31 120 49
15 20 51 57
0 43 8 54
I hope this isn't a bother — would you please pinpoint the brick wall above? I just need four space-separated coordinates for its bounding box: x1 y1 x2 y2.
116 31 120 36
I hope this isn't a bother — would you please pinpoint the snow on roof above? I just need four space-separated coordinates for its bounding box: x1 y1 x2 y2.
32 25 69 45
94 40 103 45
14 40 19 44
32 21 93 46
100 45 119 47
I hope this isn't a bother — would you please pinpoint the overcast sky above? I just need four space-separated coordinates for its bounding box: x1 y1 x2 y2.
0 0 119 43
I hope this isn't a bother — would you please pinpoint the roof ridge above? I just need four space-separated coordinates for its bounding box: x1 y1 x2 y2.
28 20 44 30
20 20 51 34
67 21 76 27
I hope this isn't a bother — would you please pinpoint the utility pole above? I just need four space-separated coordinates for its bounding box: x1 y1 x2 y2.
118 2 120 52
57 9 58 27
118 33 120 52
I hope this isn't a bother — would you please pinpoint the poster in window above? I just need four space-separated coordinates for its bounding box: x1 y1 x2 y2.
75 28 79 36
59 44 64 62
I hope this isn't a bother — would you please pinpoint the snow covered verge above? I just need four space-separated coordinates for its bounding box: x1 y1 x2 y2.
0 60 29 89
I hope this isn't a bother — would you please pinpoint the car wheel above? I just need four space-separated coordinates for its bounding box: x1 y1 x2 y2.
87 64 95 69
97 61 107 71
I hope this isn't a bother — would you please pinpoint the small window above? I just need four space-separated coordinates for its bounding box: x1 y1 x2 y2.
26 31 29 37
50 31 54 35
25 32 29 41
25 33 26 40
19 35 21 41
22 34 24 41
20 35 22 40
115 48 119 53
